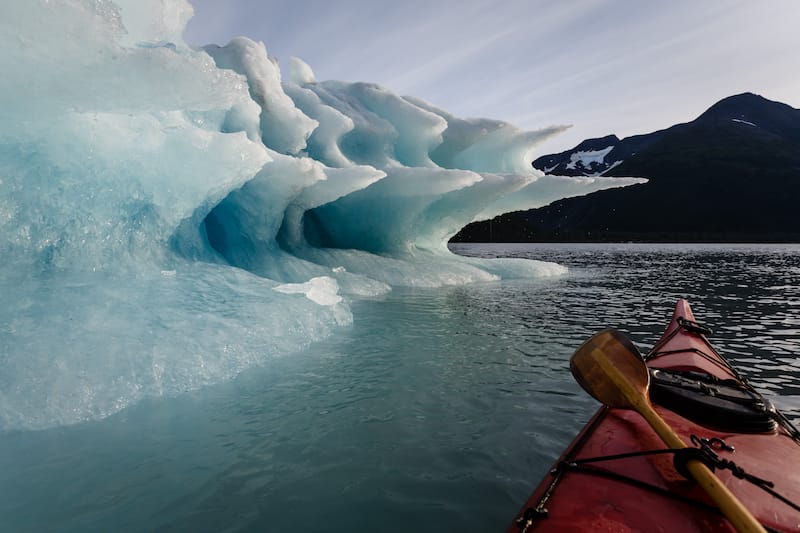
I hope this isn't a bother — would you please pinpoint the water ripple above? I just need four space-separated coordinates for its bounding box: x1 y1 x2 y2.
1 243 798 533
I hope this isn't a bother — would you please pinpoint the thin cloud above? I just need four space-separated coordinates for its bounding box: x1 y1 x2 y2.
185 0 800 153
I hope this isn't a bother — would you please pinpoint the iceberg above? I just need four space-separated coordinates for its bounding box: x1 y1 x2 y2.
0 0 644 430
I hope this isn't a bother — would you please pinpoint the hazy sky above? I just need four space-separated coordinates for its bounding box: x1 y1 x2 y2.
184 0 800 154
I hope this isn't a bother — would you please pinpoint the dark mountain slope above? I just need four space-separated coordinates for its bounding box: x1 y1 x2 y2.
452 93 800 242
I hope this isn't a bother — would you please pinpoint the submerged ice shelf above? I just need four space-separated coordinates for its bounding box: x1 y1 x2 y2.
0 0 645 430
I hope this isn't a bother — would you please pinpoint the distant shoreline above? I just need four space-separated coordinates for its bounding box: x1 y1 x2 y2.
448 241 800 246
449 227 800 245
449 236 800 245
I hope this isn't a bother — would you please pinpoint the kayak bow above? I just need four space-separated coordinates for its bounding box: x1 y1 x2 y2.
509 299 800 532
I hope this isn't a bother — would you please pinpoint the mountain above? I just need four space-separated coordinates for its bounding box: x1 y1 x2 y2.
452 93 800 242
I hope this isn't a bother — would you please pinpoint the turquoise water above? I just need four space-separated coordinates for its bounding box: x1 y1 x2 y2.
1 243 798 532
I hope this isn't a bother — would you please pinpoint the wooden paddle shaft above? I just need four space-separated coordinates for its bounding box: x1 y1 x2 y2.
591 349 767 533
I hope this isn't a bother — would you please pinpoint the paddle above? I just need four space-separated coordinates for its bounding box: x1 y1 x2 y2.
570 329 766 533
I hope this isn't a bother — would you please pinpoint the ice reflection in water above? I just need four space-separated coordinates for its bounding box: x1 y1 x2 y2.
0 243 797 533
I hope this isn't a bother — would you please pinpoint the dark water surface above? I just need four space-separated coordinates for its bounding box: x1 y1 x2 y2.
1 243 798 532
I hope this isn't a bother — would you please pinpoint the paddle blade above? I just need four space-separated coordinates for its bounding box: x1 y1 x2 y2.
570 329 650 409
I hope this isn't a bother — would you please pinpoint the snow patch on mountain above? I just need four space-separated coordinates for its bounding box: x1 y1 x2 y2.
602 160 624 174
565 146 614 171
533 135 633 177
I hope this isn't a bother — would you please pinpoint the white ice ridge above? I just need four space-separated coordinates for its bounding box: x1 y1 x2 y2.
0 0 646 430
274 276 343 305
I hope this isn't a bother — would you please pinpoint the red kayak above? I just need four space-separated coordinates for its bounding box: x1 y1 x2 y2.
509 299 800 532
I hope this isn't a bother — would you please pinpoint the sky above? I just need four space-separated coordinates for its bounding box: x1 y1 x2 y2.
183 0 800 155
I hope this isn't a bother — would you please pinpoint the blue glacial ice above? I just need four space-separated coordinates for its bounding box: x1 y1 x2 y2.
0 0 645 430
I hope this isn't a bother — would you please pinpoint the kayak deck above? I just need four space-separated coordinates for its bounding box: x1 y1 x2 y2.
509 300 800 532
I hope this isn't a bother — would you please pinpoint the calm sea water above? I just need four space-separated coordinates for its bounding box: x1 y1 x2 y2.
1 243 798 532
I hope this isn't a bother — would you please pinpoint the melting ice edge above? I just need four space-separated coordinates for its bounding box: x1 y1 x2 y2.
0 0 644 430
